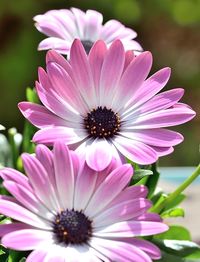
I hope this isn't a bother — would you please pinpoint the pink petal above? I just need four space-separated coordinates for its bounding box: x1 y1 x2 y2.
22 153 59 211
71 8 86 39
128 106 196 129
121 39 143 53
122 67 171 115
74 162 97 211
0 194 18 204
89 40 107 101
94 157 121 189
35 144 56 188
106 185 148 209
36 71 80 122
151 146 174 157
46 50 72 76
123 50 135 72
115 52 152 109
126 238 161 260
38 37 70 54
85 164 133 217
93 198 152 228
113 136 158 165
0 199 50 229
94 221 168 238
99 40 125 107
46 62 88 114
34 16 67 38
0 223 33 237
90 237 152 262
100 20 137 43
27 249 47 262
135 213 162 222
0 168 30 190
2 229 52 250
33 127 86 146
70 40 96 108
137 88 184 114
53 141 75 210
3 181 52 219
85 10 103 41
120 129 183 147
18 102 68 129
86 139 113 171
38 10 76 38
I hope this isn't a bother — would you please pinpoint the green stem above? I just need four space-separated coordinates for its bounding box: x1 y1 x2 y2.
151 164 200 213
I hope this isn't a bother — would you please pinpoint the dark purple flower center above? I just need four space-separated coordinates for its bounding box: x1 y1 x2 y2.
84 106 121 139
81 40 94 54
53 209 92 245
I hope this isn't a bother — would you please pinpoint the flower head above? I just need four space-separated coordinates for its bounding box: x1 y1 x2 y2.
0 142 167 261
19 40 195 171
34 7 142 55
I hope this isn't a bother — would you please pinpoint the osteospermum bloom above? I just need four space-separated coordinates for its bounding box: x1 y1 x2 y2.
34 7 142 55
19 40 196 171
0 142 167 261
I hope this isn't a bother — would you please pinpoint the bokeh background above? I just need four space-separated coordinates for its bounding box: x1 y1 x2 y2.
0 0 199 166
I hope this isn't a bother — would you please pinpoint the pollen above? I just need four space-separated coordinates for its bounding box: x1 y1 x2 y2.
84 106 121 139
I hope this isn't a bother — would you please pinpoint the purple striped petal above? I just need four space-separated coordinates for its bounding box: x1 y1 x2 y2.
93 199 152 228
2 229 52 250
33 127 86 146
90 237 152 262
18 102 68 129
113 136 158 165
85 164 133 217
53 141 75 210
94 221 168 238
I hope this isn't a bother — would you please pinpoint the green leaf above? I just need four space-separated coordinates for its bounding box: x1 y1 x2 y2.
146 163 160 198
0 249 5 255
26 87 39 104
161 207 185 218
153 239 200 258
163 194 186 211
154 225 191 241
19 258 26 262
131 169 153 184
0 245 8 261
22 121 36 154
151 190 164 205
149 193 168 213
8 250 28 262
186 249 200 259
158 251 184 262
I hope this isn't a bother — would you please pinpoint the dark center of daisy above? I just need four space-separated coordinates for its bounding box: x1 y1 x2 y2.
53 209 92 245
81 40 94 54
84 106 121 139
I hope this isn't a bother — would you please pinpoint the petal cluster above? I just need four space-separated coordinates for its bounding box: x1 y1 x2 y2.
34 7 142 55
19 40 196 171
0 142 167 261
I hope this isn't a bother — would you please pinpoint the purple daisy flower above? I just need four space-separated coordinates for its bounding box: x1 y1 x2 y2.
34 7 142 55
0 142 167 261
19 40 195 171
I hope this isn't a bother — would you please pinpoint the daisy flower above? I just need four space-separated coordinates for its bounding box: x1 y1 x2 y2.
19 40 196 171
0 141 168 261
34 7 142 55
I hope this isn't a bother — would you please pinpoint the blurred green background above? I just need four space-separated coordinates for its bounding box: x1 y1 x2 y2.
0 0 199 166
